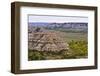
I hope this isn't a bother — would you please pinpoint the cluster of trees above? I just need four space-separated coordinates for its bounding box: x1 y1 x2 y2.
28 50 45 60
67 40 88 58
28 40 88 60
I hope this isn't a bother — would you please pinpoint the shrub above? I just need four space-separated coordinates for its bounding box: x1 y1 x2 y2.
28 50 45 60
68 40 88 58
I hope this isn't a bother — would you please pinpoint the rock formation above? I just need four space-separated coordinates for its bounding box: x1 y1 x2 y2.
28 27 69 52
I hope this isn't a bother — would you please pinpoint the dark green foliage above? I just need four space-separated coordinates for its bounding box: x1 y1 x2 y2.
28 50 46 60
68 40 88 58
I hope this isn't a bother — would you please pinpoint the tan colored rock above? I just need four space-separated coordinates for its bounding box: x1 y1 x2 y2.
28 27 69 52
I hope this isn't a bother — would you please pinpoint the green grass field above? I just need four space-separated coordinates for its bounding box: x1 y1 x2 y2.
61 32 87 42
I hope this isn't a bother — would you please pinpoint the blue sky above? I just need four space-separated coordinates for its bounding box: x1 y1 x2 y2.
28 15 88 23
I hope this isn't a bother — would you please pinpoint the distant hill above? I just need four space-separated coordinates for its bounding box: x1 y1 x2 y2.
28 22 88 33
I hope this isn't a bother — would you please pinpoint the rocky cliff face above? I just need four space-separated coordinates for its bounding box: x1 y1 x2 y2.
29 22 88 30
28 27 69 52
